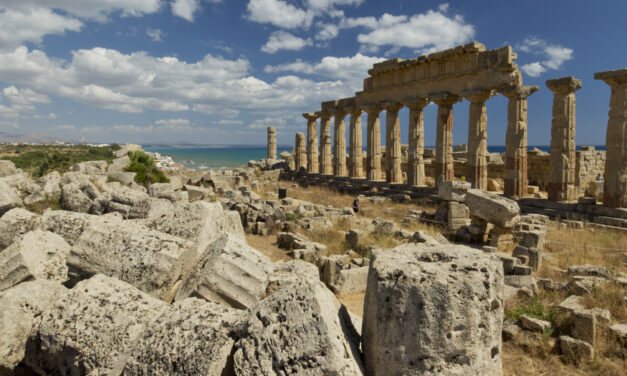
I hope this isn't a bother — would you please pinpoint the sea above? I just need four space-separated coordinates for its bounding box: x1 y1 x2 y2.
145 145 606 171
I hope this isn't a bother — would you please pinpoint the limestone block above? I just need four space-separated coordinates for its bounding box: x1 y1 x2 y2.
148 201 245 258
504 275 538 294
60 182 92 213
71 160 108 174
0 230 70 292
107 155 130 173
148 183 184 202
334 266 369 295
0 160 17 177
373 218 400 236
175 233 273 309
184 184 211 202
107 171 136 185
559 335 594 361
465 189 520 228
38 171 62 200
24 274 166 375
512 246 542 272
0 180 23 215
487 178 501 192
447 200 470 230
234 280 364 375
519 315 551 332
37 210 121 245
127 197 173 220
69 219 195 302
0 208 38 249
0 280 67 374
363 243 504 376
567 264 612 279
123 298 244 376
266 259 320 296
106 200 131 218
437 180 471 202
115 143 142 157
609 323 627 344
110 185 148 206
518 229 546 250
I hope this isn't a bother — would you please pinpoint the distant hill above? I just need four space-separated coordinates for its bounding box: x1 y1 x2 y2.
0 131 76 144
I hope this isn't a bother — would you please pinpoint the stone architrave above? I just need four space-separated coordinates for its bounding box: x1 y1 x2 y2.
267 127 277 160
594 69 627 208
383 102 403 184
333 111 348 177
303 113 319 173
546 76 582 201
365 106 382 181
432 94 460 184
319 113 333 175
500 86 539 198
405 99 429 186
294 132 307 171
463 90 493 190
348 108 364 178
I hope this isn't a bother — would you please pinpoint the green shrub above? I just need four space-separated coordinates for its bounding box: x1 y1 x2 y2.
505 296 560 325
110 143 121 151
125 151 169 187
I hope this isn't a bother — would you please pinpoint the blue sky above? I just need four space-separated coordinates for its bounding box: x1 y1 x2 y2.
0 0 624 146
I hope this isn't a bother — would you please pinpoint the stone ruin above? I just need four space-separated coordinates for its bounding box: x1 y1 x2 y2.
274 43 625 210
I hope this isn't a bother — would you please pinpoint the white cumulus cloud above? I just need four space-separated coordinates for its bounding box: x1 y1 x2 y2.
517 38 573 77
146 28 165 42
261 31 313 53
246 0 311 29
171 0 200 21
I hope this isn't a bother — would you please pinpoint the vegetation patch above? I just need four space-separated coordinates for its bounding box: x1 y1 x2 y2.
125 151 169 187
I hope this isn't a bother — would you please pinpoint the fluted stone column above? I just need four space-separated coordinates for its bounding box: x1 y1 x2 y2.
365 106 382 181
464 90 493 190
319 113 333 175
349 108 364 178
594 69 627 208
433 94 460 184
501 86 539 198
546 77 582 202
383 102 403 184
267 126 277 160
295 132 307 171
406 99 428 186
333 111 347 177
303 112 319 173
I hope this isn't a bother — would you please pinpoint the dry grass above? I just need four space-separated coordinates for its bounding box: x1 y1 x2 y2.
543 223 627 275
580 281 627 323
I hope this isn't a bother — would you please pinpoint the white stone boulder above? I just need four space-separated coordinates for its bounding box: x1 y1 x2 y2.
0 230 70 292
107 155 131 173
184 184 212 202
0 160 17 177
60 182 93 213
149 182 187 202
69 219 195 302
148 201 245 258
38 171 62 200
24 274 166 375
438 180 471 202
334 266 369 295
0 280 67 374
37 210 121 245
71 160 108 174
464 189 520 228
175 233 273 309
363 243 504 376
123 298 244 376
266 259 320 296
0 180 23 215
234 280 364 375
0 208 38 249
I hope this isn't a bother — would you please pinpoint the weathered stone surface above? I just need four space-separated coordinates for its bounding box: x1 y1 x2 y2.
107 155 130 173
175 233 273 309
124 298 244 376
567 264 612 279
334 266 369 295
519 315 551 332
108 170 136 185
295 132 307 171
266 259 320 296
24 274 166 375
37 210 120 245
465 188 520 228
127 196 173 220
69 219 195 302
560 335 594 361
234 279 364 375
148 183 187 203
38 171 61 200
60 182 92 213
304 113 319 173
148 201 245 258
512 246 542 272
366 108 381 180
0 208 38 249
267 126 277 160
437 180 471 202
363 243 504 376
184 184 211 202
0 180 23 215
0 230 70 291
0 160 17 177
0 280 67 374
71 160 108 174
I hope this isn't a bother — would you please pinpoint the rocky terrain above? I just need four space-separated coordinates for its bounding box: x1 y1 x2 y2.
0 146 625 375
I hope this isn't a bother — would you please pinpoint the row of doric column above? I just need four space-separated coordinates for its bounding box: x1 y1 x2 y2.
298 87 537 197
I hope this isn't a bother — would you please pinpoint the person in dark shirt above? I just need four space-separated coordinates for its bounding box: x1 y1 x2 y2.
352 198 359 215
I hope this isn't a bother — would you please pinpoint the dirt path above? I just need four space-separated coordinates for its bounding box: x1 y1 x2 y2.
245 234 292 262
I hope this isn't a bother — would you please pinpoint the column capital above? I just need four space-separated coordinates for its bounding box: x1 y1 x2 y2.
345 106 362 116
546 76 582 94
302 112 320 121
499 85 539 100
462 89 494 104
430 92 461 106
402 98 429 110
594 68 627 87
332 110 347 118
362 104 380 114
380 101 403 111
319 111 333 120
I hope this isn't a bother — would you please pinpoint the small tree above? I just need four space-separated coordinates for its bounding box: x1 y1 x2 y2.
125 151 169 187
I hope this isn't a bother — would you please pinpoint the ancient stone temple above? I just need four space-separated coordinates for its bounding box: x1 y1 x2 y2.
267 126 276 160
294 132 307 171
595 68 627 208
303 113 319 173
546 76 582 202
